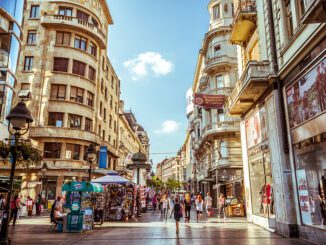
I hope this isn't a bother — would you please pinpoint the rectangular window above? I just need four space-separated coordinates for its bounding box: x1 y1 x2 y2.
216 75 224 88
27 30 36 44
56 31 71 46
100 101 103 116
98 125 101 135
24 56 33 71
298 0 306 20
85 118 92 131
102 130 105 140
104 87 108 100
214 45 221 56
101 79 104 93
89 42 97 56
48 112 64 127
30 5 40 18
66 144 80 160
86 91 94 107
50 84 66 100
58 7 72 17
111 75 114 88
88 66 96 81
53 57 69 72
76 10 89 22
70 86 84 103
104 108 107 121
68 114 82 129
110 95 113 109
44 143 61 159
285 0 294 37
72 60 86 76
213 4 220 20
74 35 87 51
109 115 112 128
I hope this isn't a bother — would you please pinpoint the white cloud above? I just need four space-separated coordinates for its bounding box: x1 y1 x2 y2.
155 120 181 134
123 52 174 81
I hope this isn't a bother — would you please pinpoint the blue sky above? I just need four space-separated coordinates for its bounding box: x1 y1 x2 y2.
106 0 209 167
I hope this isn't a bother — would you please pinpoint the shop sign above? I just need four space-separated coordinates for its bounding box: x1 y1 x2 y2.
194 93 224 109
296 169 312 225
234 207 242 216
286 57 326 129
245 107 268 149
99 146 107 169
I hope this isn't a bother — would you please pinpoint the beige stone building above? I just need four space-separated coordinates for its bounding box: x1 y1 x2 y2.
117 101 149 180
1 0 121 204
190 0 243 206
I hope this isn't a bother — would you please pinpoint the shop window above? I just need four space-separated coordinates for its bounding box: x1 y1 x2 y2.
44 143 61 158
50 84 66 100
58 7 72 17
294 138 326 229
66 144 80 160
70 86 84 103
89 42 97 57
76 10 89 22
24 56 33 71
27 30 36 44
85 118 92 131
88 66 96 81
74 35 87 51
48 112 63 127
213 4 220 20
86 91 94 107
30 5 39 18
68 114 82 129
53 57 69 72
56 31 71 46
72 60 86 76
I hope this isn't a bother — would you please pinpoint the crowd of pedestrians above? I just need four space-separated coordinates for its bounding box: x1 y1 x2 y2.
148 191 227 233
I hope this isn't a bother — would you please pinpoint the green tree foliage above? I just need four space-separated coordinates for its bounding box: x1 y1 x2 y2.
165 178 181 191
146 176 164 191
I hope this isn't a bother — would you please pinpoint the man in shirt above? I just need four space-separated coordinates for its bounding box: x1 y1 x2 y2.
205 192 213 218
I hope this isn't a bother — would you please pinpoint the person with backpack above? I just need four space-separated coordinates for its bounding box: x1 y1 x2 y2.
184 193 192 223
173 197 183 233
10 195 20 226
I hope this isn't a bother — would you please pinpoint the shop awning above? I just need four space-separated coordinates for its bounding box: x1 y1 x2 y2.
92 171 131 184
62 181 104 193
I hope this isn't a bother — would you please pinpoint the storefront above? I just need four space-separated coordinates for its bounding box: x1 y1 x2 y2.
285 53 326 233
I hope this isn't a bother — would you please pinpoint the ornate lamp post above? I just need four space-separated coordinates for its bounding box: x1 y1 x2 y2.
85 144 97 181
0 102 33 245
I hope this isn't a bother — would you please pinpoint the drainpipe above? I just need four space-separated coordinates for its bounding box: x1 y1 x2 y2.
266 0 289 153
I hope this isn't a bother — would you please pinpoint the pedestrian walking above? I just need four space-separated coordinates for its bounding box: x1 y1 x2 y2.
26 196 33 217
35 194 41 215
191 194 196 208
152 194 158 214
218 193 226 219
162 194 168 221
10 195 21 226
168 194 174 218
184 193 191 222
173 197 183 233
205 192 213 218
195 194 203 222
0 194 6 210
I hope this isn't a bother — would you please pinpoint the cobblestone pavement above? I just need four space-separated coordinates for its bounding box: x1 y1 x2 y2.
8 212 313 245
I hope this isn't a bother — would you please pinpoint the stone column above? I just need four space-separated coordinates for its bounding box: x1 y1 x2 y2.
56 175 64 197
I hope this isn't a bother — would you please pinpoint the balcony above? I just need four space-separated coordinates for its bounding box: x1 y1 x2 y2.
301 0 326 24
228 60 273 115
29 126 102 144
201 121 240 139
230 0 257 45
208 87 234 96
204 55 237 74
41 15 107 48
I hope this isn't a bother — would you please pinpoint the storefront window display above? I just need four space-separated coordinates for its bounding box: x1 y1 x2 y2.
246 107 275 218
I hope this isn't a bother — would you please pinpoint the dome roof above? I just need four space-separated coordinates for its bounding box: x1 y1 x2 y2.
131 152 147 162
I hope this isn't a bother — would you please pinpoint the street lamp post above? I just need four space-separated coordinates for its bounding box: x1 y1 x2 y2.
85 144 97 181
0 102 33 245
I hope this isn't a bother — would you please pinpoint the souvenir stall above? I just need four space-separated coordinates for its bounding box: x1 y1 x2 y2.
62 181 103 232
92 171 135 221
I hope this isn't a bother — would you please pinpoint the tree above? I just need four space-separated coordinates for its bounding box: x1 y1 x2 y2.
165 178 181 191
146 176 164 191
